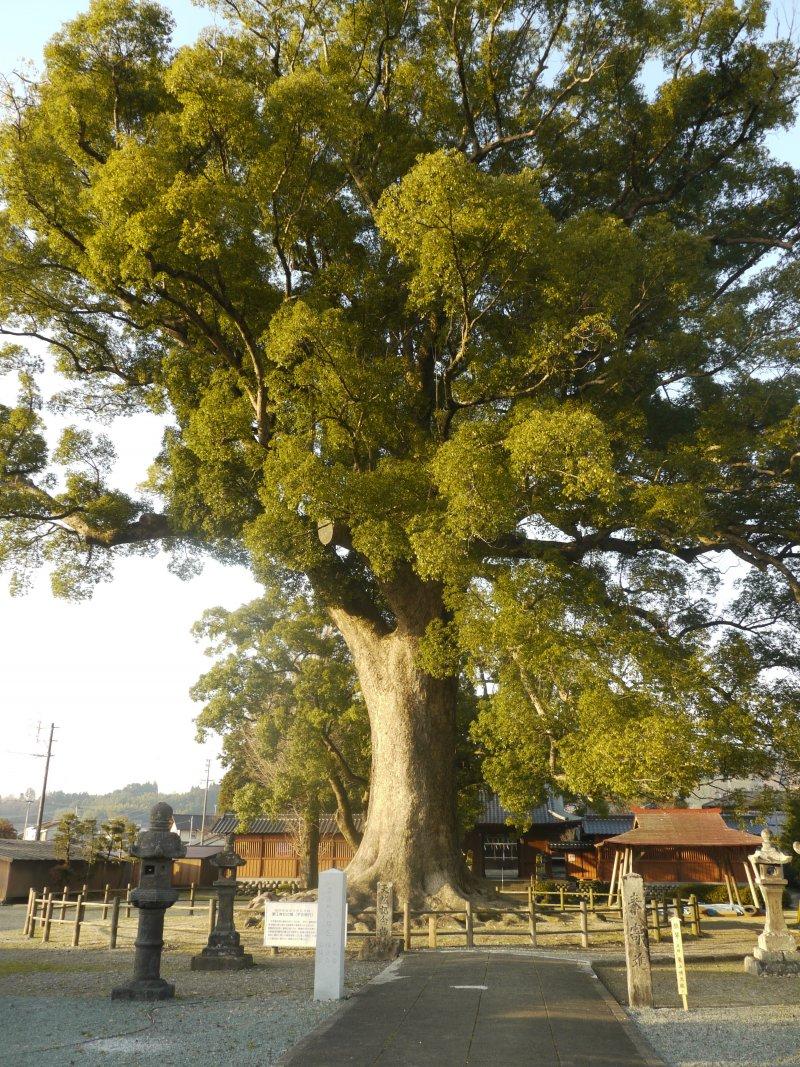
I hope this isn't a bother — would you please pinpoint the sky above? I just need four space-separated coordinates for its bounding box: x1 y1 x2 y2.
0 0 798 802
0 0 261 801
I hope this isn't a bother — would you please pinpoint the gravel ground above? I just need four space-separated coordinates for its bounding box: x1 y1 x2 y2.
596 957 800 1066
629 1004 800 1066
0 937 385 1066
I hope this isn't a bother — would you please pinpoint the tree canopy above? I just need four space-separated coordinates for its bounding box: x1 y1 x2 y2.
1 0 799 896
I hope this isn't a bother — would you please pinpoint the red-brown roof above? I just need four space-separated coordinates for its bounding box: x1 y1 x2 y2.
604 807 762 848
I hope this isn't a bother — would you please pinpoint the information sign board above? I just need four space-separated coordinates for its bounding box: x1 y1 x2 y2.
264 901 318 948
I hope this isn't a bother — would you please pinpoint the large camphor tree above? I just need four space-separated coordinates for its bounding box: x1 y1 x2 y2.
1 0 799 902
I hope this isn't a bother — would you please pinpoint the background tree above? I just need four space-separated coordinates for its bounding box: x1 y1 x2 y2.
53 812 84 867
1 0 799 902
0 818 17 839
193 580 370 884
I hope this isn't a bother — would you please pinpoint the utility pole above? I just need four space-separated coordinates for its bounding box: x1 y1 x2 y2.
23 794 34 836
34 723 56 840
200 759 211 844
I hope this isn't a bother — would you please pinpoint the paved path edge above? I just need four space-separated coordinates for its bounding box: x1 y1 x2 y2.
590 962 665 1067
276 958 402 1065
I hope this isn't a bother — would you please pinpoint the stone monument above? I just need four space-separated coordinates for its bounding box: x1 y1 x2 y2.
111 802 186 1001
191 834 254 971
621 873 653 1007
744 829 800 976
358 880 401 960
314 868 347 1001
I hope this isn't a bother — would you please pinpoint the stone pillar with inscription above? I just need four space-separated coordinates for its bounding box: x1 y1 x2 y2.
376 882 394 940
621 873 653 1008
314 868 347 1001
744 831 800 976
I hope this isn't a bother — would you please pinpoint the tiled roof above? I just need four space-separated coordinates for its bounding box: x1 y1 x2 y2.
605 808 762 847
210 813 364 836
183 845 224 859
582 815 635 836
479 790 572 826
0 839 61 862
171 814 203 831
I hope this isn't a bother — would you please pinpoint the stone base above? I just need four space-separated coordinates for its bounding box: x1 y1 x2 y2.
191 951 254 971
357 935 402 961
744 951 800 977
111 978 175 1001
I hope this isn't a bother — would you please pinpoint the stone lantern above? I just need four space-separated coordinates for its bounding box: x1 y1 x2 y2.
191 834 253 971
111 802 186 1000
744 829 800 976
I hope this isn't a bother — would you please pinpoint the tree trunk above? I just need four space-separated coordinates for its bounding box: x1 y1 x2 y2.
328 771 363 850
329 586 475 906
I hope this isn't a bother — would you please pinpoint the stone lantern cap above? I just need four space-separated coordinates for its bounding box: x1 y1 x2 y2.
750 828 791 883
211 833 246 876
130 802 187 861
752 829 791 867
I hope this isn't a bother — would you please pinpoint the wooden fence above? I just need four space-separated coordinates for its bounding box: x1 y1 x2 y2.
21 882 703 952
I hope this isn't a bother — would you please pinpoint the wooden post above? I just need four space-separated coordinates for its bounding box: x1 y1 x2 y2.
109 894 121 949
27 892 39 938
81 883 88 898
650 901 661 942
588 886 595 914
403 901 412 951
529 893 537 948
579 900 589 949
621 874 653 1009
189 882 196 917
102 883 111 921
726 860 743 908
688 894 699 937
125 883 132 919
72 894 84 947
23 888 35 936
608 850 620 906
692 895 702 937
207 896 217 936
42 892 54 942
428 913 437 949
743 857 761 909
465 901 474 949
673 896 682 926
60 886 69 922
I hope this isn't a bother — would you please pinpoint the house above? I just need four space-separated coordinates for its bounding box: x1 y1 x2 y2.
171 844 223 888
463 792 580 880
0 839 132 904
210 813 360 882
21 821 59 842
548 813 634 881
600 807 762 903
169 813 204 844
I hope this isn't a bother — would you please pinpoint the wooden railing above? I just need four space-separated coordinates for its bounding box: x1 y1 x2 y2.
21 881 703 952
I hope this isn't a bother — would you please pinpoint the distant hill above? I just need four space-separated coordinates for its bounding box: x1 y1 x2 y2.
0 780 220 832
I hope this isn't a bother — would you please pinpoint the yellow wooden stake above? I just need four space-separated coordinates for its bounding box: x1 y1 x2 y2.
670 915 688 1011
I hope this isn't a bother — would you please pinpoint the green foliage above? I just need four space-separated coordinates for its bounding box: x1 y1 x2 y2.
0 818 17 839
781 791 800 888
0 782 219 828
192 579 370 834
0 0 799 829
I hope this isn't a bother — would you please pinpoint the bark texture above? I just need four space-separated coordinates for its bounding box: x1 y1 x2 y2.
329 576 474 906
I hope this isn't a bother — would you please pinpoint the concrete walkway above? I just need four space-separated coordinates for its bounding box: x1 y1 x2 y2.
280 951 660 1066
